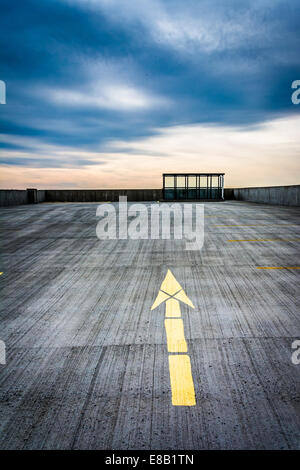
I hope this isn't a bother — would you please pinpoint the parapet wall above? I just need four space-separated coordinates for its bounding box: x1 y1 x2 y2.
233 185 300 206
0 189 46 206
0 185 299 206
0 190 29 206
45 189 163 202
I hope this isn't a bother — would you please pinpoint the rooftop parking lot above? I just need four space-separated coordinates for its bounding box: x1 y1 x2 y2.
0 200 299 449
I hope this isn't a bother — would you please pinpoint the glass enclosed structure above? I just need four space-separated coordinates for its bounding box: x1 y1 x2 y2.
163 173 224 200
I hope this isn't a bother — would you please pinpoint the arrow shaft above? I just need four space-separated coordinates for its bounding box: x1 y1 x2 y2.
165 318 187 352
164 299 196 406
165 298 181 317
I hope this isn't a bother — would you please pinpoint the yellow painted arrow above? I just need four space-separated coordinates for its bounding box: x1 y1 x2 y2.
151 269 194 311
151 269 196 406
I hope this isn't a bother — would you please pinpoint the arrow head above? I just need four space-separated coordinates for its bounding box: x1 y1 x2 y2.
151 269 194 310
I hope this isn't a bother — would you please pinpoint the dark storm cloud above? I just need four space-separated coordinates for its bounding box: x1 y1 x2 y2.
0 156 106 168
0 0 300 167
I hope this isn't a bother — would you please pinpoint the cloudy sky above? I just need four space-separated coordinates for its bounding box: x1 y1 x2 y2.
0 0 299 189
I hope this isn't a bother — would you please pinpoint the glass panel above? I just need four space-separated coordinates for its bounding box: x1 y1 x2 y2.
187 189 197 199
165 176 174 188
176 188 186 199
176 176 185 187
164 188 175 199
199 176 208 188
212 176 219 187
211 188 221 199
188 176 196 188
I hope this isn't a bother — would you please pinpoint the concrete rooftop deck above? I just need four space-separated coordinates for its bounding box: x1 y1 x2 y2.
0 200 299 449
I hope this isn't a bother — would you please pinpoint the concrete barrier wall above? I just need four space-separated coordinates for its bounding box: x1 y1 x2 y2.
45 189 163 202
233 185 300 206
37 190 46 203
0 190 28 206
224 188 234 200
0 189 46 206
1 185 299 206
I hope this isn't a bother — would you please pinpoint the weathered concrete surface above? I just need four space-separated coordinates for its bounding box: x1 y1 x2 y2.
0 190 28 206
234 184 300 206
37 190 46 204
224 188 234 200
0 201 299 449
45 189 163 202
0 189 46 206
0 189 162 206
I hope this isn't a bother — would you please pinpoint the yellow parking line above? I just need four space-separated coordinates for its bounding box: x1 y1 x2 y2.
168 355 196 406
214 224 300 227
257 267 300 270
165 298 181 317
164 319 188 353
228 239 300 242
